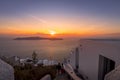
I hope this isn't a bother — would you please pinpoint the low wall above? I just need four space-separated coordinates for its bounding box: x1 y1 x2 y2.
0 59 14 80
40 74 51 80
104 66 120 80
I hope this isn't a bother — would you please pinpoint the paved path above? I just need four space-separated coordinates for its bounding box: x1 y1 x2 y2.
54 73 69 80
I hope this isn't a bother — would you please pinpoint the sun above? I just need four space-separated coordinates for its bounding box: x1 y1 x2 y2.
50 30 56 36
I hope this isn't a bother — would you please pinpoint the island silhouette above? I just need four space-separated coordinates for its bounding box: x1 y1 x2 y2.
14 37 63 40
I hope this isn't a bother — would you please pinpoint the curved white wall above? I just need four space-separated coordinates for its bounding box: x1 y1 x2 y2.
0 59 14 80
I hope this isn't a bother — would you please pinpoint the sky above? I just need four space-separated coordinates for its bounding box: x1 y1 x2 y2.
0 0 120 38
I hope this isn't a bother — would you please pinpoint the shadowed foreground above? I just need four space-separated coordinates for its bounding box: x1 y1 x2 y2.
14 64 57 80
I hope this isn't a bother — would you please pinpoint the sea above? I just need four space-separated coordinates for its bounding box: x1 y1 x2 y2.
0 38 79 62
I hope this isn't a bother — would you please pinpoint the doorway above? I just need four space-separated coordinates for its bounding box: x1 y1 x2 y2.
98 55 115 80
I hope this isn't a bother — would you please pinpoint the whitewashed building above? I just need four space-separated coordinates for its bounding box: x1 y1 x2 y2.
0 59 14 80
43 59 58 66
67 39 120 80
104 65 120 80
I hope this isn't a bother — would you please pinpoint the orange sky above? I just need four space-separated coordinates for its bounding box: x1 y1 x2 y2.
0 15 120 38
0 1 120 38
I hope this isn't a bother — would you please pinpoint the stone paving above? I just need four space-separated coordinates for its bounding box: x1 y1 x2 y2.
54 73 69 80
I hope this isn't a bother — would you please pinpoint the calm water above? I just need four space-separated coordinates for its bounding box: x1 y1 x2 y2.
0 38 79 61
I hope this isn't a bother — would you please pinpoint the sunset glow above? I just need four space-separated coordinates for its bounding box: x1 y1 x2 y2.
50 30 56 36
0 1 120 38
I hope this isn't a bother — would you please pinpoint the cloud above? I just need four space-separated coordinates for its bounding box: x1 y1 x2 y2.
28 14 47 24
27 14 56 31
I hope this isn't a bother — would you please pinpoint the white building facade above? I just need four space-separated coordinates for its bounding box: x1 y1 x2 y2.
67 40 120 80
0 59 14 80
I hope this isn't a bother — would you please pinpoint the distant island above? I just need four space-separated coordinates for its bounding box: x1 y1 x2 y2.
14 37 63 40
86 39 120 41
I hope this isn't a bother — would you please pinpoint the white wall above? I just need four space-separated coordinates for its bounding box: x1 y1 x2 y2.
0 59 14 80
69 49 76 70
104 66 120 80
69 40 120 80
40 74 51 80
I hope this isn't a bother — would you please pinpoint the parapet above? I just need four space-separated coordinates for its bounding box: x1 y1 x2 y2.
0 59 14 80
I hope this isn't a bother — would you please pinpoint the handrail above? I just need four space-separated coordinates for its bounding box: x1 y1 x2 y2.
63 63 82 80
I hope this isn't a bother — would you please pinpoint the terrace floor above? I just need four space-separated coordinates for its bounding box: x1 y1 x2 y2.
54 73 69 80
